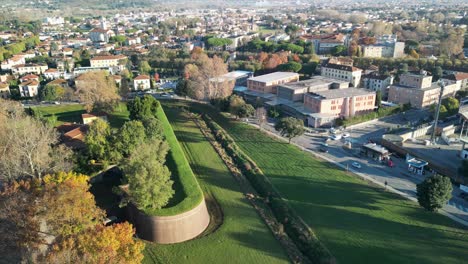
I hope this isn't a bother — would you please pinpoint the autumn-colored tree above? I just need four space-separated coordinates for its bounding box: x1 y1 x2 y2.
46 222 145 264
184 53 234 100
75 71 120 113
41 172 105 237
257 52 269 63
0 180 43 262
0 100 72 180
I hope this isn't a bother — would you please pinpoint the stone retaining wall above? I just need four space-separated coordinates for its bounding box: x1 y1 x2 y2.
127 199 210 244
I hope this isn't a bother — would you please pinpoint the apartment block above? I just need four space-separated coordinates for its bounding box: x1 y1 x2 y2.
321 63 362 87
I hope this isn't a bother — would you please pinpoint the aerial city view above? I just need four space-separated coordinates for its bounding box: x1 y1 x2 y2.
0 0 468 263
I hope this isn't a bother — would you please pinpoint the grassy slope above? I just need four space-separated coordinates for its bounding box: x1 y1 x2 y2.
165 100 468 264
143 105 288 264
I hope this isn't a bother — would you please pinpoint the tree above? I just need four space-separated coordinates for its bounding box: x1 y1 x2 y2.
375 90 382 108
46 222 145 264
122 139 173 211
228 95 246 118
85 119 112 162
184 53 233 100
278 61 302 72
41 172 105 237
285 24 300 37
409 49 419 59
138 61 151 75
433 66 443 81
142 117 164 140
268 107 280 119
0 180 43 262
442 97 459 116
39 84 65 102
331 45 347 56
75 71 120 113
238 104 255 119
127 95 160 121
175 79 189 98
0 100 72 180
416 175 452 212
399 63 409 74
275 117 305 143
115 121 147 157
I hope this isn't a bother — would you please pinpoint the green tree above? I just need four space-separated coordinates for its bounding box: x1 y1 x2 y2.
142 117 164 140
268 107 280 118
433 66 443 81
39 84 65 101
176 79 189 98
278 61 302 72
238 104 255 118
127 95 160 120
115 121 147 157
416 175 452 212
375 90 382 108
442 97 459 116
138 61 151 75
229 95 246 118
274 117 305 143
85 119 111 162
122 139 173 211
331 45 347 56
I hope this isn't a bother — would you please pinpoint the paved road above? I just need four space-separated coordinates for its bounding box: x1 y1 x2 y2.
250 118 468 226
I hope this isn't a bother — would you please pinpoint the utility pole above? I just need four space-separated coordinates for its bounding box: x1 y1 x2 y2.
430 80 445 144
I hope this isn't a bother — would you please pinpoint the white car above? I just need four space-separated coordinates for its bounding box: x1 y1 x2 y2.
351 162 362 169
330 134 342 140
342 133 350 138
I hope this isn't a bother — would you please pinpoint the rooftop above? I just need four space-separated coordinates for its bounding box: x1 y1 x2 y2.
248 72 299 83
309 88 374 100
322 63 362 72
363 143 389 154
279 76 348 91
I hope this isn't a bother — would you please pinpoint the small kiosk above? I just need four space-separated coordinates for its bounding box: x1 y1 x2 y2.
405 154 428 175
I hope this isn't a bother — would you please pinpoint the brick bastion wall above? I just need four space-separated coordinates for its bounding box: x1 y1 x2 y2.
126 199 210 244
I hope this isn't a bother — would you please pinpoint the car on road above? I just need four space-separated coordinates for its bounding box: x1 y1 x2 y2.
319 142 329 152
330 134 342 140
351 162 362 169
342 133 350 138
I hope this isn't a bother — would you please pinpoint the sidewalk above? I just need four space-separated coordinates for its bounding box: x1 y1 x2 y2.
245 120 468 227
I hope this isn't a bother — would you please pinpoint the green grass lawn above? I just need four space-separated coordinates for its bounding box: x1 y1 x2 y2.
143 105 289 264
163 100 468 264
31 103 130 128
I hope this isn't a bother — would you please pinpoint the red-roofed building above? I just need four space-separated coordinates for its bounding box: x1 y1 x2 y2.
133 75 151 90
19 80 39 97
20 74 40 83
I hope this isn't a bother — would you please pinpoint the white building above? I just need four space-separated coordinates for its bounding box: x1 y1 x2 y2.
43 17 65 25
1 55 26 70
321 63 362 88
89 28 115 43
362 72 394 97
133 75 151 90
89 55 126 72
19 80 39 97
12 64 48 75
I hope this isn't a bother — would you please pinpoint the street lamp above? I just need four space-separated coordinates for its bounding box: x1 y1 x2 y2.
430 79 445 144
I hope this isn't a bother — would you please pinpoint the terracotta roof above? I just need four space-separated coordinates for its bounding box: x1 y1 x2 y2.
21 74 39 80
113 75 122 80
45 68 58 73
90 28 112 33
0 82 8 89
454 73 468 81
134 75 150 80
20 80 39 86
48 79 67 85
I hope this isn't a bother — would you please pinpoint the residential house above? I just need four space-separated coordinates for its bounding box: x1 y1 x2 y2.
47 78 69 89
82 113 108 125
20 74 40 83
19 80 39 97
1 55 26 70
133 75 151 90
90 55 126 72
44 68 62 80
300 33 347 54
12 64 48 75
443 72 468 91
89 28 115 43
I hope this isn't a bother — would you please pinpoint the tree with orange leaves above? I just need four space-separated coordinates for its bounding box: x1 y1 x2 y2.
45 222 145 264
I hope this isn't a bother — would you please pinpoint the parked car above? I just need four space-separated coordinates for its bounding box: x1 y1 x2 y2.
319 142 329 152
351 162 362 169
330 134 342 140
342 133 350 138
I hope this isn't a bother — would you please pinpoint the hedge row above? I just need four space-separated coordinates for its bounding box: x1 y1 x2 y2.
202 114 335 264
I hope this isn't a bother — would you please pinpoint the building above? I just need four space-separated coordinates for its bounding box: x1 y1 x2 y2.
89 55 126 71
220 71 254 87
362 72 394 98
19 80 39 97
361 143 390 161
20 74 40 83
89 28 115 43
321 62 362 87
362 35 405 58
443 72 468 91
247 72 299 94
276 76 349 102
388 72 460 109
0 82 9 98
44 68 62 80
12 64 48 75
47 78 69 89
304 88 376 127
43 16 65 25
300 33 347 54
133 75 151 90
82 113 108 125
1 55 26 70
